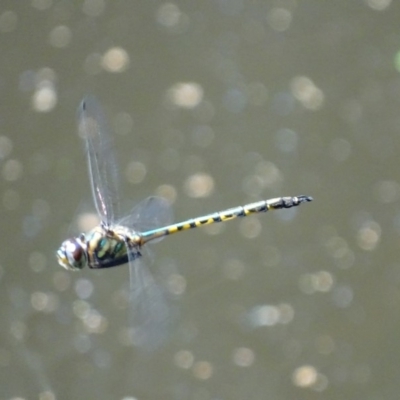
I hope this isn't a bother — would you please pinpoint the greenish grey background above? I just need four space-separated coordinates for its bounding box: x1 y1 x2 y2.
1 1 399 399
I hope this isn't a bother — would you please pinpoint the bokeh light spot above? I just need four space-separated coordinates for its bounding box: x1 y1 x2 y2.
2 159 23 181
232 347 255 367
356 220 381 250
155 184 177 203
0 136 13 160
184 173 214 198
192 361 213 380
174 350 194 369
167 82 204 109
365 0 392 10
292 365 318 388
125 161 147 184
101 47 130 73
267 8 292 32
291 76 324 110
49 25 72 48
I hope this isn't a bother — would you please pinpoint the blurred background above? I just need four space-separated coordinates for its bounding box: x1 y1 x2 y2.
1 0 400 399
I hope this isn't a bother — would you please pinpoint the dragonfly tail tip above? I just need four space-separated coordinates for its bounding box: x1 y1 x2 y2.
297 195 313 203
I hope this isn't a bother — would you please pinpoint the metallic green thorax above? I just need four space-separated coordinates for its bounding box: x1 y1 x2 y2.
86 225 142 269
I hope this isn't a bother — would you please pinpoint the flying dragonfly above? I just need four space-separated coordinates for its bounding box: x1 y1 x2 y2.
57 96 312 350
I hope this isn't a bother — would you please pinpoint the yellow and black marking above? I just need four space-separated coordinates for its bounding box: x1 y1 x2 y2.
140 195 312 245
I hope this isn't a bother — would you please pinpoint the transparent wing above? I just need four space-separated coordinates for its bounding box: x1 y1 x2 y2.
78 95 120 225
119 196 173 239
127 252 171 351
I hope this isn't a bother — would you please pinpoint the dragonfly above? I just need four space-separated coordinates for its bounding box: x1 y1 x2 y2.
57 95 312 349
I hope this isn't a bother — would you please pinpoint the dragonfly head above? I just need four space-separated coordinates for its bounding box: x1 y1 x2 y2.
57 235 88 271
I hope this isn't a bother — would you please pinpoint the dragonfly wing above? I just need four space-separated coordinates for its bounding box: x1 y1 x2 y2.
120 196 173 240
78 96 120 225
127 250 171 351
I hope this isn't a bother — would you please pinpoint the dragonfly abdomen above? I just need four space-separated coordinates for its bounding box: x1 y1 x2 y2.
140 195 312 245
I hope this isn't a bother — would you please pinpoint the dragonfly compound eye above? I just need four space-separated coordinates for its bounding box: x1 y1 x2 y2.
57 238 87 271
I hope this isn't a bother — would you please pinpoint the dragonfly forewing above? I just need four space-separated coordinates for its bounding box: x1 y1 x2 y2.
78 95 120 226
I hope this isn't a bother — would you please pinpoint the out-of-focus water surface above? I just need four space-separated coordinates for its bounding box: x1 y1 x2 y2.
1 1 400 399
